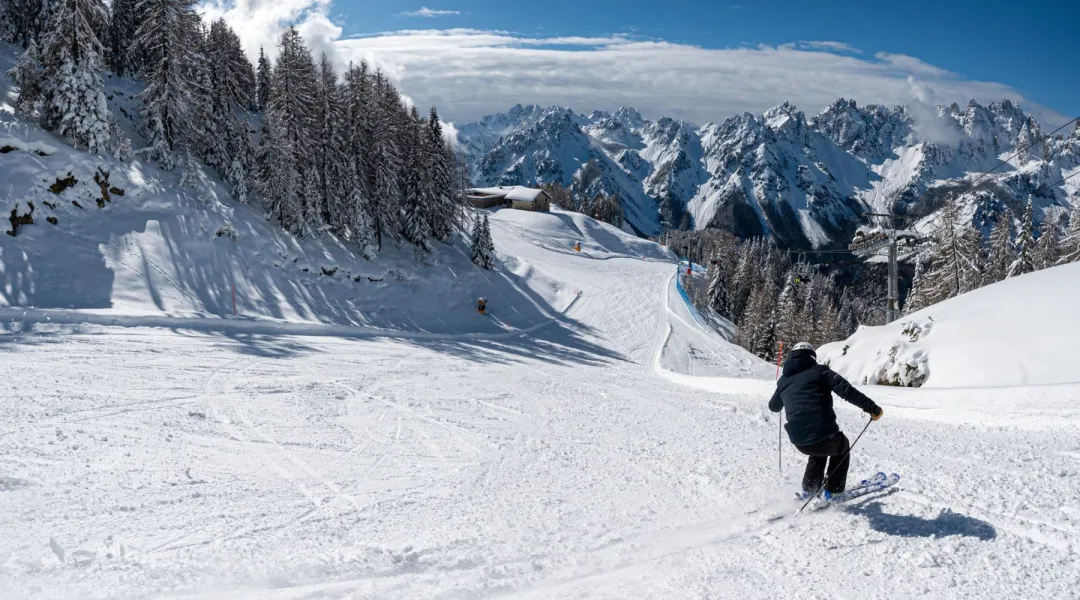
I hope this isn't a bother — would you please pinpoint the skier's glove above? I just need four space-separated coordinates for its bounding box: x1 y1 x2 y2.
870 407 884 421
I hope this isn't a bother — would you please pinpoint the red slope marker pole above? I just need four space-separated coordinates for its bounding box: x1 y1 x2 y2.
775 341 785 477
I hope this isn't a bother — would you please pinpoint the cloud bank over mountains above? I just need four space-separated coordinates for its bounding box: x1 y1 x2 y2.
197 0 1068 128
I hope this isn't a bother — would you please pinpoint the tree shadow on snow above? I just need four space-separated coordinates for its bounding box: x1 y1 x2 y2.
0 157 629 367
848 502 997 541
193 331 321 359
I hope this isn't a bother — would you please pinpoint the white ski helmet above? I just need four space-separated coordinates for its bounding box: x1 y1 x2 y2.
792 342 815 353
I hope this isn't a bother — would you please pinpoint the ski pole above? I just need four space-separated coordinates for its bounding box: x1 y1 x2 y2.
774 342 784 477
798 417 874 513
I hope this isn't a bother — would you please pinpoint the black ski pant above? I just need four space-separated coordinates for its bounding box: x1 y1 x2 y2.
795 432 850 494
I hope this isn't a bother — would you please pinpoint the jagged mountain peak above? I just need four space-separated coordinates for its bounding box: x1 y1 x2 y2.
612 107 646 128
459 98 1077 248
506 103 543 119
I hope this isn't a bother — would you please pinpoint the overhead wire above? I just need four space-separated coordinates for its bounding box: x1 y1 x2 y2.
965 115 1080 190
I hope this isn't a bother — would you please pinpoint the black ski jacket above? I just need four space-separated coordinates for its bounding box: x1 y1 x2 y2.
768 349 881 447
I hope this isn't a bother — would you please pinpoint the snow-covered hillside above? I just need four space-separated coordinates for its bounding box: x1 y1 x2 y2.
461 99 1080 248
0 42 550 337
5 186 1080 598
819 261 1080 388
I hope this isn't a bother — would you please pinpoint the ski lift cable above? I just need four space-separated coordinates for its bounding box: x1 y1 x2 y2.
966 115 1080 190
1046 168 1080 189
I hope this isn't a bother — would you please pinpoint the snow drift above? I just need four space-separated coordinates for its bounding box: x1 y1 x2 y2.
819 261 1080 388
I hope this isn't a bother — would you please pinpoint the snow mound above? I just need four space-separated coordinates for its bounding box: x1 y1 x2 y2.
0 136 57 156
819 261 1080 388
490 207 672 261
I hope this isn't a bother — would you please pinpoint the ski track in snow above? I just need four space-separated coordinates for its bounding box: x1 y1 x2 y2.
1 210 1079 599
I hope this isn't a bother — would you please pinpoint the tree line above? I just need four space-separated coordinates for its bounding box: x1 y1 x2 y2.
663 195 1080 361
663 229 870 361
904 197 1080 314
2 0 465 258
542 182 625 229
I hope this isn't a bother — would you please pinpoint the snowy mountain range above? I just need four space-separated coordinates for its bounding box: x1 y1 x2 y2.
458 99 1080 246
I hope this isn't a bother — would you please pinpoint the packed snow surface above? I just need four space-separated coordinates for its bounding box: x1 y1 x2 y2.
3 203 1080 598
819 261 1080 388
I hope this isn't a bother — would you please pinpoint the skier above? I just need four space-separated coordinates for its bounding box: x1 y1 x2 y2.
477 298 487 315
769 342 884 498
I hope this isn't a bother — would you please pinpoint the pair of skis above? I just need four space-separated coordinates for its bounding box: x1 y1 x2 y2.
797 472 901 509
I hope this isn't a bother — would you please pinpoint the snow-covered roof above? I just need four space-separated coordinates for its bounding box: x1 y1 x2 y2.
466 186 547 204
504 187 546 203
467 186 515 198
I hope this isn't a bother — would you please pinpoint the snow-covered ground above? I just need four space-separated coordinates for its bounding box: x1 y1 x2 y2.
3 200 1080 598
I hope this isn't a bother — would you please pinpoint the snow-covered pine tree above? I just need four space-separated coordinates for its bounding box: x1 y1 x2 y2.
348 185 376 257
798 275 825 345
1034 213 1061 270
261 108 301 231
1016 122 1032 163
836 288 858 338
984 208 1013 284
902 255 927 316
264 26 317 234
481 215 495 267
314 53 348 227
227 157 248 203
0 3 10 42
773 273 801 347
38 0 111 152
188 22 216 166
706 251 729 319
469 213 482 263
108 0 138 76
254 106 274 194
2 0 53 47
255 46 271 111
426 106 456 242
738 275 778 360
401 106 432 255
207 19 254 110
340 62 377 249
133 0 201 169
225 109 254 196
368 71 403 249
111 119 133 160
923 198 983 304
208 27 253 187
470 214 494 269
816 293 843 346
1060 206 1080 264
6 38 43 115
728 238 759 321
178 145 200 187
1008 199 1037 278
301 168 321 234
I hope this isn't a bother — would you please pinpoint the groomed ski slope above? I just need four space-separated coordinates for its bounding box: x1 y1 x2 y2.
2 208 1079 599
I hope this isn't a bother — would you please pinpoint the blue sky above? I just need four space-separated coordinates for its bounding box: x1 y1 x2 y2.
204 0 1077 126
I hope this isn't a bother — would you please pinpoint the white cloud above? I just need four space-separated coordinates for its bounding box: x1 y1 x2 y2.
196 1 1067 129
199 0 340 63
906 77 964 147
337 29 1067 127
874 52 954 78
442 121 461 147
402 7 460 18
